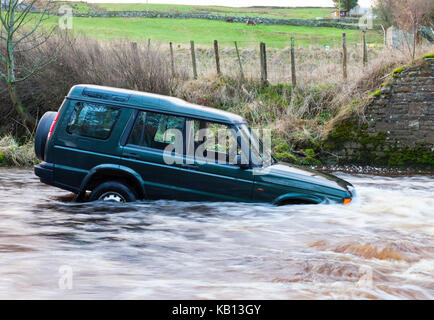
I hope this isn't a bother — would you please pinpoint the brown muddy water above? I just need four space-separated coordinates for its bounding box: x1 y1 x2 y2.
0 168 433 299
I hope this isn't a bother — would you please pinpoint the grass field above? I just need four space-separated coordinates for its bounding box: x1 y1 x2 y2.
52 2 333 20
44 15 382 48
39 2 380 48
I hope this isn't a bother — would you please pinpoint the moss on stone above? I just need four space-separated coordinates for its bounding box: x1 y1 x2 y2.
275 152 298 164
388 146 434 167
273 140 300 164
391 67 404 78
370 90 381 97
324 121 356 150
0 152 6 166
274 141 291 153
322 119 433 168
358 131 388 149
423 53 434 59
304 149 316 157
301 156 322 166
302 148 322 165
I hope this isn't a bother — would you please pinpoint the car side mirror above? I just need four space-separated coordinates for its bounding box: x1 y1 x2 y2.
235 155 250 170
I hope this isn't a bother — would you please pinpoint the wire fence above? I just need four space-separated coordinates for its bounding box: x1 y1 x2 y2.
130 32 384 85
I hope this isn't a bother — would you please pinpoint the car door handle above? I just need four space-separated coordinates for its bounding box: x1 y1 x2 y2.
123 152 140 159
181 164 198 170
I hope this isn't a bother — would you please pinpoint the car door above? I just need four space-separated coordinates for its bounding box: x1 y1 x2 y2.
120 109 188 200
53 100 130 191
174 119 255 202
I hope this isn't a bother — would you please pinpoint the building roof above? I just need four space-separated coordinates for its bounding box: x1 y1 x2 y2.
67 85 246 124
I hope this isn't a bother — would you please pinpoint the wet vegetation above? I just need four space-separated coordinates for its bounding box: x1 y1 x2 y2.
0 136 36 167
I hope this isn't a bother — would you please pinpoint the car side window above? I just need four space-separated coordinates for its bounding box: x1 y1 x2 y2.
66 102 121 140
128 111 186 152
190 119 240 165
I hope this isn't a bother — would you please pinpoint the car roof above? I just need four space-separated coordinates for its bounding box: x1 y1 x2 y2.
67 85 246 124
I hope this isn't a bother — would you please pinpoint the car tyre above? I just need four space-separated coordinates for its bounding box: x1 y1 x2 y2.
89 181 137 203
34 111 57 161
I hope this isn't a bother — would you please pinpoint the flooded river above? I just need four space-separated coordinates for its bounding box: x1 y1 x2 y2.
0 168 432 299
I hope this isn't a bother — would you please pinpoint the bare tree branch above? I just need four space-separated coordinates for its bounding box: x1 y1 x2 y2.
0 70 8 82
13 2 54 47
0 0 58 127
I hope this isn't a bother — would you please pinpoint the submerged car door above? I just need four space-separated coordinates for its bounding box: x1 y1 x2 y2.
120 109 187 200
53 100 130 191
174 119 254 202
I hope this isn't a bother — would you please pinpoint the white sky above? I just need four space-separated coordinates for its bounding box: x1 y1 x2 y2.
82 1 374 9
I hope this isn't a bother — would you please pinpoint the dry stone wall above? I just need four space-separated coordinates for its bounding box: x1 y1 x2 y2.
323 56 434 168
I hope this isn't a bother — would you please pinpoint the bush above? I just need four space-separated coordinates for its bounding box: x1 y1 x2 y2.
0 35 187 136
0 136 37 167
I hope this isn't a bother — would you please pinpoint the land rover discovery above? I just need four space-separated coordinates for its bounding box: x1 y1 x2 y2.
34 85 355 204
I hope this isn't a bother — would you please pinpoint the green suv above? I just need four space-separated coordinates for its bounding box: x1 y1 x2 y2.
34 85 355 205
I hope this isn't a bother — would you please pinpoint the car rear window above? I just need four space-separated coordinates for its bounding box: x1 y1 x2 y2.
67 102 121 140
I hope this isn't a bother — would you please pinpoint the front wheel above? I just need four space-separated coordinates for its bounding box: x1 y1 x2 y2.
89 181 137 203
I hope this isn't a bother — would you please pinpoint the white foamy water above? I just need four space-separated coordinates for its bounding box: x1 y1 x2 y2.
0 168 432 299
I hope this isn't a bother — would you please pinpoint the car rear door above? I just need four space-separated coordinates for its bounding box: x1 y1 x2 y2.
119 109 188 200
52 100 131 192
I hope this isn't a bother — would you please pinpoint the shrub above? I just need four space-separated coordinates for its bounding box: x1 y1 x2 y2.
0 135 37 166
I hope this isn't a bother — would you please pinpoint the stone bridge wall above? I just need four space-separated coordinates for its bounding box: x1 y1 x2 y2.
323 55 434 168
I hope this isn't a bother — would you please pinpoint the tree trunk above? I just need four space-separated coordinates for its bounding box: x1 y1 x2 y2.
7 82 36 129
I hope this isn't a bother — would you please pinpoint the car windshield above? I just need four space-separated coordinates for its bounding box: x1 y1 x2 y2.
237 124 276 167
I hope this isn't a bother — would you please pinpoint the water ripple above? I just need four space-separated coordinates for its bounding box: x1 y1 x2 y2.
0 168 433 299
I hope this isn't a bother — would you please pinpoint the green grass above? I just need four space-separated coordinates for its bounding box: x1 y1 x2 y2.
95 3 333 20
43 15 382 48
52 1 97 14
51 1 334 19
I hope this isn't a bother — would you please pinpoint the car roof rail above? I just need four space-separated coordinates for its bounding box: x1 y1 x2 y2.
82 87 131 103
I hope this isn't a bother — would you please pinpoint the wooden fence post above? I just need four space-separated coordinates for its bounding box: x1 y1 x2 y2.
169 42 175 77
214 40 221 75
190 40 198 80
131 42 138 63
234 41 244 81
342 33 347 80
260 42 268 85
145 39 150 61
290 37 296 87
362 31 368 68
380 25 387 47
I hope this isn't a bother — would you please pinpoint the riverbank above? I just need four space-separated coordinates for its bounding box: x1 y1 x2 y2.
2 134 433 175
0 35 432 169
